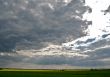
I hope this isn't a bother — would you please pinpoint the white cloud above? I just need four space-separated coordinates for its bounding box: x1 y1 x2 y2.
16 44 88 58
62 0 110 52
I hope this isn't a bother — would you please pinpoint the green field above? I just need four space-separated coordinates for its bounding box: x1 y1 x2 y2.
0 69 110 77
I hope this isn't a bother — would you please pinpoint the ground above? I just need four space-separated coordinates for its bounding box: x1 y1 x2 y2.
0 68 110 77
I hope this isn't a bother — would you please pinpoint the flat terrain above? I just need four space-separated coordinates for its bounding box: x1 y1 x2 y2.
0 68 110 77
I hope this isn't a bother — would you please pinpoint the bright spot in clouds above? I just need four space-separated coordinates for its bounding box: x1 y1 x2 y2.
83 0 110 37
63 0 110 51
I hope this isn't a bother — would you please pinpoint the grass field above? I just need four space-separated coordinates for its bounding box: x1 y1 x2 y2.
0 68 110 77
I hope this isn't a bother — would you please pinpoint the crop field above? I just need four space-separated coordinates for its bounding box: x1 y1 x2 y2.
0 68 110 77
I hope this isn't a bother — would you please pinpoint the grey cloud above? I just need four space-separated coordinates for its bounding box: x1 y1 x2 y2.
86 46 110 60
0 54 109 68
63 34 110 52
0 0 87 52
0 54 24 67
0 45 110 68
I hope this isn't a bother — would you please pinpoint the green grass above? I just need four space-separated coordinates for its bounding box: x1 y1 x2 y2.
0 69 110 77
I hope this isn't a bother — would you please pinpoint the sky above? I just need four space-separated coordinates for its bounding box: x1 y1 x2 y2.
0 0 110 69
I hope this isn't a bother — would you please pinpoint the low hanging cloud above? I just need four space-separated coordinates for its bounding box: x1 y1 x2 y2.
1 46 110 68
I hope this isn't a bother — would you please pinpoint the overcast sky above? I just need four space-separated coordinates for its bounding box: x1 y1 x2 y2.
0 0 110 69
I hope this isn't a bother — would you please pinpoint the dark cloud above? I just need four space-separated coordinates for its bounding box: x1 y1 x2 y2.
0 0 87 52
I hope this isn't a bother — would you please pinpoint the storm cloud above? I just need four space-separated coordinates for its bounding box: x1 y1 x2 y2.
0 0 87 52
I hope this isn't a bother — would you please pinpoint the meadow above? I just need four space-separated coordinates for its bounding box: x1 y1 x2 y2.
0 68 110 77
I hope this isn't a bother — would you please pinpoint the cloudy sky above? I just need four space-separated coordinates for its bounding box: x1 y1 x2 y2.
0 0 110 69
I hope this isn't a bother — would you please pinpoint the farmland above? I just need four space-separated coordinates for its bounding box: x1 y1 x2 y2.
0 68 110 77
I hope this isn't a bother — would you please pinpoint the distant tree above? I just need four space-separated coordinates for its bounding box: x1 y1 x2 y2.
0 68 3 70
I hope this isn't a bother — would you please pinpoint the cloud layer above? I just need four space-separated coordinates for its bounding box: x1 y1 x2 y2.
0 0 86 51
0 0 110 68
